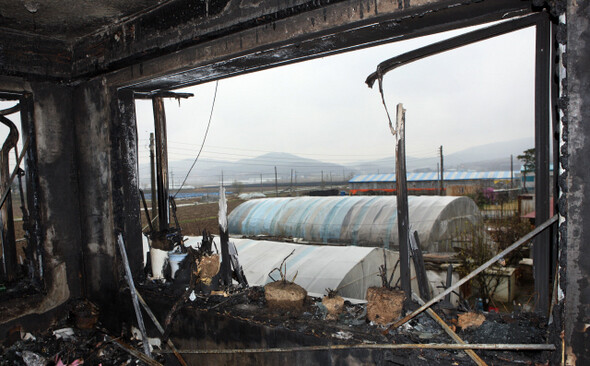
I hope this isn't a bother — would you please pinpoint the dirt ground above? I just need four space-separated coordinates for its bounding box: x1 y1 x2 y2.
161 197 245 236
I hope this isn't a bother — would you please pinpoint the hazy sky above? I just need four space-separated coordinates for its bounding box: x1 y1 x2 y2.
135 20 535 175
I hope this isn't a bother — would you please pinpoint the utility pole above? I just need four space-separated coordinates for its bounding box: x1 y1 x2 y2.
260 173 263 194
221 170 224 187
439 145 444 196
510 154 514 188
321 170 324 188
274 166 278 197
294 171 297 196
290 169 294 196
149 133 157 231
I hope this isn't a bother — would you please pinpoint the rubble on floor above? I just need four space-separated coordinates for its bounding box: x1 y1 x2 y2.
1 284 553 366
0 301 166 366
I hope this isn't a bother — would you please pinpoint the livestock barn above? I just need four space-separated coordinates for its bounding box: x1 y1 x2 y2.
228 196 481 252
349 171 518 196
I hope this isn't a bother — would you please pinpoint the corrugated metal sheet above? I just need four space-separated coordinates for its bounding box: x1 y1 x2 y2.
349 171 516 183
228 196 481 252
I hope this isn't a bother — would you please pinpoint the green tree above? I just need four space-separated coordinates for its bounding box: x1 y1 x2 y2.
517 148 535 193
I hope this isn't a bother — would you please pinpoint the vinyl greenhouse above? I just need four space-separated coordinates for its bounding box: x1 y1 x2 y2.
228 196 481 252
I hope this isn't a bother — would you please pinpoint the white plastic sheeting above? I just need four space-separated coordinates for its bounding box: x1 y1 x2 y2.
183 236 418 300
228 196 480 252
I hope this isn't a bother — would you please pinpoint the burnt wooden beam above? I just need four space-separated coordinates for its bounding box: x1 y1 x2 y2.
102 0 530 89
218 187 232 286
0 31 71 80
152 97 170 231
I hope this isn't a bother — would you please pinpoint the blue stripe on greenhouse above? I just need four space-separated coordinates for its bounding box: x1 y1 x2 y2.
384 203 398 249
321 198 352 243
299 198 328 238
351 197 381 246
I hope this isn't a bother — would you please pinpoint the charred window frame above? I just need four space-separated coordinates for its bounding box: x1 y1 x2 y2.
366 12 557 314
0 92 43 295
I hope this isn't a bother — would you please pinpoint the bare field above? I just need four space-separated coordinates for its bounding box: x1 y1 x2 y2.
141 198 245 236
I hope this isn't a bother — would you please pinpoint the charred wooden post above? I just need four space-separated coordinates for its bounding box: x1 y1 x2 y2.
0 114 19 281
218 186 232 286
149 133 158 231
444 264 453 303
152 97 170 233
394 104 411 297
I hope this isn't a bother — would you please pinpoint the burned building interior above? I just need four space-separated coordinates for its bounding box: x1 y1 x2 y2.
0 0 589 364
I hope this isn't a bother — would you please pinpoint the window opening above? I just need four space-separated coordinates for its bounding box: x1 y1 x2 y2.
0 96 38 296
366 13 555 314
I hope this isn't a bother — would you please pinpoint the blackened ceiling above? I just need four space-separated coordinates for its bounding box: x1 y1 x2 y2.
0 0 169 41
0 0 533 87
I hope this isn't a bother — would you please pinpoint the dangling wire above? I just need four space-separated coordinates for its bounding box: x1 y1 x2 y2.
173 80 219 197
378 75 397 138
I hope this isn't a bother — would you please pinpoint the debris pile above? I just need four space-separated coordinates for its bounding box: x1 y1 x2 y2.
0 302 166 366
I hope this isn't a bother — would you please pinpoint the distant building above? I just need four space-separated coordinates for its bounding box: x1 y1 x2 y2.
348 171 520 196
519 163 554 193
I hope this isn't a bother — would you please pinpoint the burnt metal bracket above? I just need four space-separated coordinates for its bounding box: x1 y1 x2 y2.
366 12 554 315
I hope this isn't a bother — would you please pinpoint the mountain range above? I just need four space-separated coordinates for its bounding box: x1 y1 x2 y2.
138 137 533 187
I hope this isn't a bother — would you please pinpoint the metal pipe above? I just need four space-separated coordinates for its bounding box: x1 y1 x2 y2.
157 343 555 355
388 215 558 331
0 115 19 280
117 234 151 357
139 189 154 233
0 138 29 211
0 105 20 116
365 14 544 88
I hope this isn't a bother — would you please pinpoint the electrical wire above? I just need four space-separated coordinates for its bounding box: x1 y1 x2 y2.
173 80 218 197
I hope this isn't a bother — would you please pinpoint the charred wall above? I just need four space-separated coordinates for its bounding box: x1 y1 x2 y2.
564 0 590 363
0 80 83 330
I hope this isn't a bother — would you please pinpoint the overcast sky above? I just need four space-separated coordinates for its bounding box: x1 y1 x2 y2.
135 22 536 171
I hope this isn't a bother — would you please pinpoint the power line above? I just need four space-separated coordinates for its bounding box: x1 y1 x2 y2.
173 80 219 197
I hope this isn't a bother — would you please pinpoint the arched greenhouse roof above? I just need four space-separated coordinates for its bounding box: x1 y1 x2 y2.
228 196 480 252
183 236 412 300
